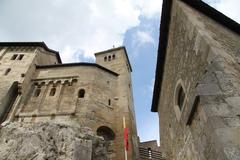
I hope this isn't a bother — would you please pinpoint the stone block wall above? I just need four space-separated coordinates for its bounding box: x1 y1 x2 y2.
0 45 139 160
157 0 240 159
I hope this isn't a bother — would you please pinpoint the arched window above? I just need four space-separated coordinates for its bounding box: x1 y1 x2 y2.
97 126 115 141
64 80 69 85
177 86 185 110
49 88 56 96
112 54 116 59
34 88 41 97
108 55 111 61
104 56 107 62
4 68 11 75
78 89 85 98
72 79 78 83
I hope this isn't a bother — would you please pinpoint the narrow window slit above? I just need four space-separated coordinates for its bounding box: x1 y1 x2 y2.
11 54 18 60
18 54 24 60
4 68 11 75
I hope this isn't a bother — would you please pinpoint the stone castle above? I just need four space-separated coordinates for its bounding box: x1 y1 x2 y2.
152 0 240 159
0 43 139 160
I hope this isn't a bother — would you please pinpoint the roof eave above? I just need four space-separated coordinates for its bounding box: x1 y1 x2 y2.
151 0 173 112
36 62 119 76
0 42 62 63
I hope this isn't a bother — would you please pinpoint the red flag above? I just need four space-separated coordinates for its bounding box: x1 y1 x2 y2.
124 128 129 151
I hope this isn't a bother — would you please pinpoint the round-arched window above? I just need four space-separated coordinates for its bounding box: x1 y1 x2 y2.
108 55 111 61
49 87 56 96
34 88 41 97
78 89 85 98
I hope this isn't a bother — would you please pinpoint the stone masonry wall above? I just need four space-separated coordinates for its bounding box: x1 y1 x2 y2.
0 46 59 123
96 49 139 160
158 0 240 159
0 46 139 159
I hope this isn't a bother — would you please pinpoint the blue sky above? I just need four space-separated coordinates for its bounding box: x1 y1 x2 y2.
0 0 239 145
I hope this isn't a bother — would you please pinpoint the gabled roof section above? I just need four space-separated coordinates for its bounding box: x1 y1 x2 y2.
94 46 132 72
36 62 119 76
0 42 62 63
151 0 240 112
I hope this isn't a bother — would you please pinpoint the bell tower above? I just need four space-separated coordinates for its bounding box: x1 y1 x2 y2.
95 47 139 160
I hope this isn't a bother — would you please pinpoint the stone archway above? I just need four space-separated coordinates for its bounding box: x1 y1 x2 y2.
96 126 116 159
97 126 115 141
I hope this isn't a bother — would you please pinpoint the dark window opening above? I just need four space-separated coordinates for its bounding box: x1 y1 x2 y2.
40 82 46 86
56 80 61 84
72 79 78 83
112 54 116 59
50 88 56 96
108 99 111 106
34 88 41 97
11 54 18 60
177 86 185 110
108 55 111 61
4 68 11 75
78 89 85 98
97 126 115 141
64 80 69 85
18 54 24 60
104 56 107 62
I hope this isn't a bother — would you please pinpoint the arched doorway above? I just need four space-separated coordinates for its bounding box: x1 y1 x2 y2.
97 126 115 140
97 126 116 159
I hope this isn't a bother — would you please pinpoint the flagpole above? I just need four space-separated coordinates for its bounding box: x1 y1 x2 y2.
123 116 128 160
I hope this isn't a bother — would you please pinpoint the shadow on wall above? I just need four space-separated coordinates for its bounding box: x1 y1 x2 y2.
0 81 18 123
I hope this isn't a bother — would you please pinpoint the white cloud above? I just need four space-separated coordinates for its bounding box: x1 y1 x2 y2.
136 31 155 45
130 30 156 57
131 0 163 18
0 0 162 63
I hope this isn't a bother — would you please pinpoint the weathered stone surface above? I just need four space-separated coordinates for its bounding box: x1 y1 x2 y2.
0 45 139 160
0 122 107 160
156 0 240 159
